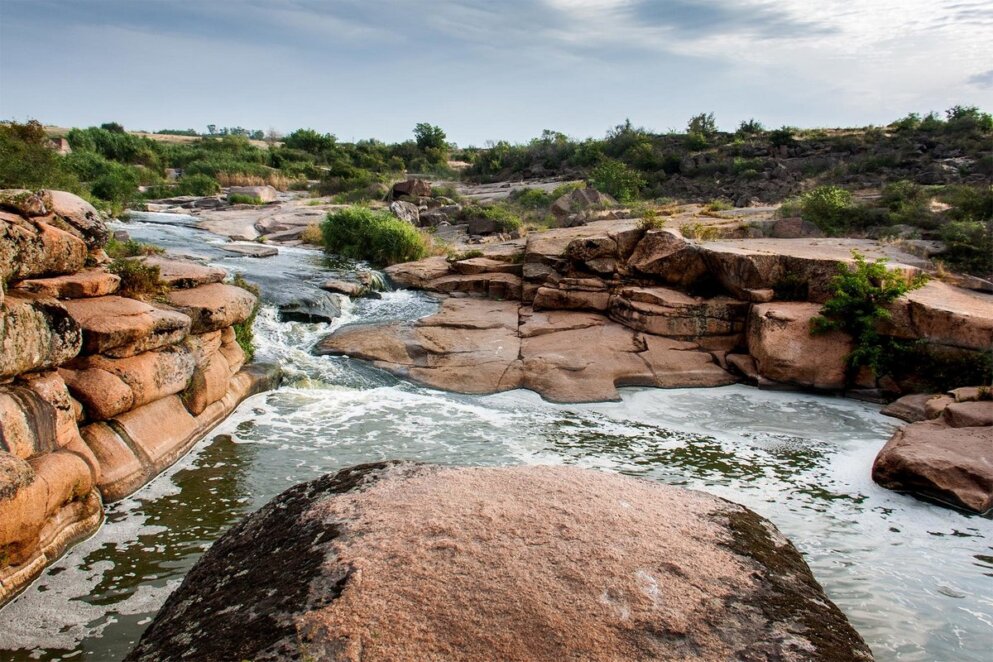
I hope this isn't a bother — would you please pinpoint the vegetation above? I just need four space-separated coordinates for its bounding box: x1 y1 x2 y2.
589 159 645 202
321 207 429 266
228 193 266 205
104 237 164 258
108 258 168 299
230 274 260 362
812 251 928 383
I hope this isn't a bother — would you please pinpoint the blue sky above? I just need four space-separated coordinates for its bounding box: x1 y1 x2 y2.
1 0 991 145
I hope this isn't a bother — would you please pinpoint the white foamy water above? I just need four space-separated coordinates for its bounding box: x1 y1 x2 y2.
1 239 991 660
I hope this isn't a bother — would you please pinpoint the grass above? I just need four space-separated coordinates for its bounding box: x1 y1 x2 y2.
105 237 164 258
299 223 323 246
679 222 721 240
228 193 266 205
321 206 429 266
447 249 484 262
230 273 260 362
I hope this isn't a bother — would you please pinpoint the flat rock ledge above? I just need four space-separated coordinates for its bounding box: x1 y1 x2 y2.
315 299 735 403
127 463 872 662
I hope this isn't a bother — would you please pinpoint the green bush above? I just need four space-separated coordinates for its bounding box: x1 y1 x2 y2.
940 220 993 277
812 251 928 382
105 237 164 258
228 193 265 205
0 121 83 192
231 274 260 362
108 258 167 299
509 187 553 209
794 185 857 235
461 203 523 232
176 173 220 196
589 159 645 202
91 167 140 211
321 207 428 266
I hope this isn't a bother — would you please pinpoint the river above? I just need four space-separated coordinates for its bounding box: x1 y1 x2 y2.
0 216 991 661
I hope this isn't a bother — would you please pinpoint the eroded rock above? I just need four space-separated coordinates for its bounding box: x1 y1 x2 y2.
127 463 872 662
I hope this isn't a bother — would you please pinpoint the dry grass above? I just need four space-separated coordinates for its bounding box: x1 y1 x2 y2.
299 223 323 246
216 171 300 191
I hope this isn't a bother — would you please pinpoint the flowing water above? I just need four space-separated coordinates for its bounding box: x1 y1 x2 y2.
1 217 991 661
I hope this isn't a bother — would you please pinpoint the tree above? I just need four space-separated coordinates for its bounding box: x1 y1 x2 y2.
687 112 717 137
100 122 125 133
413 123 447 151
206 124 217 135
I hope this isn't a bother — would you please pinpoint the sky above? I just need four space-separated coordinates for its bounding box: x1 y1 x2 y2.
1 0 991 145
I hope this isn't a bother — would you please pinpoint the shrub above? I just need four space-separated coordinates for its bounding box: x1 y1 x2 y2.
299 223 323 246
321 207 428 266
228 193 265 205
509 187 553 209
687 112 717 137
461 203 523 232
637 208 665 231
447 249 484 262
0 120 83 192
105 237 164 258
812 251 928 382
108 258 168 299
551 181 584 198
794 185 856 235
589 159 645 202
768 126 797 147
176 173 220 196
939 220 993 277
736 119 765 135
705 198 732 212
91 167 140 211
231 273 260 362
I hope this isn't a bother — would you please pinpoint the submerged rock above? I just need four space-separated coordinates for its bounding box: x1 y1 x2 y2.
128 463 872 662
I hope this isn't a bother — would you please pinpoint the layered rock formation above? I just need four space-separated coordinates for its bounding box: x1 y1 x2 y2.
329 221 991 401
128 462 873 662
0 190 280 606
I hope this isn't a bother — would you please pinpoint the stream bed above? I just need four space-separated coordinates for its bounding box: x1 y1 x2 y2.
0 217 991 661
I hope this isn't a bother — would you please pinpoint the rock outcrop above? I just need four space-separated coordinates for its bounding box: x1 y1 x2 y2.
874 388 993 513
317 298 734 402
128 463 873 662
375 222 991 399
0 191 282 606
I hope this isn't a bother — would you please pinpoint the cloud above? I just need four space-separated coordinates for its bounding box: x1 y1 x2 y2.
968 70 993 89
625 0 836 40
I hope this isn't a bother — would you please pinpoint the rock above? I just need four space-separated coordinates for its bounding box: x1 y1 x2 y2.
384 256 452 289
770 217 825 239
873 419 992 513
391 178 431 198
431 273 522 300
699 238 926 303
0 295 82 379
388 200 419 226
165 283 256 334
532 286 610 312
137 257 226 289
267 286 341 324
0 189 48 217
747 303 851 390
609 286 748 340
626 229 708 287
72 346 197 409
59 366 135 420
943 401 993 428
449 257 522 276
17 371 78 449
63 295 191 358
181 351 231 416
127 463 871 662
320 279 366 298
550 187 616 220
1 212 88 284
13 269 121 299
881 393 939 423
884 281 993 353
228 185 277 203
318 299 733 403
924 395 954 419
221 242 279 258
0 450 102 606
949 386 986 402
41 190 109 248
80 363 280 502
0 386 58 459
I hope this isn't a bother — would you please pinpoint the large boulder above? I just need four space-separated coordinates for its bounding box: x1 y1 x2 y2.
626 229 708 287
391 178 431 198
228 185 277 203
165 283 256 334
550 187 616 224
1 211 88 284
388 200 419 226
873 419 992 513
13 269 121 299
41 190 109 248
127 463 872 662
747 303 851 390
